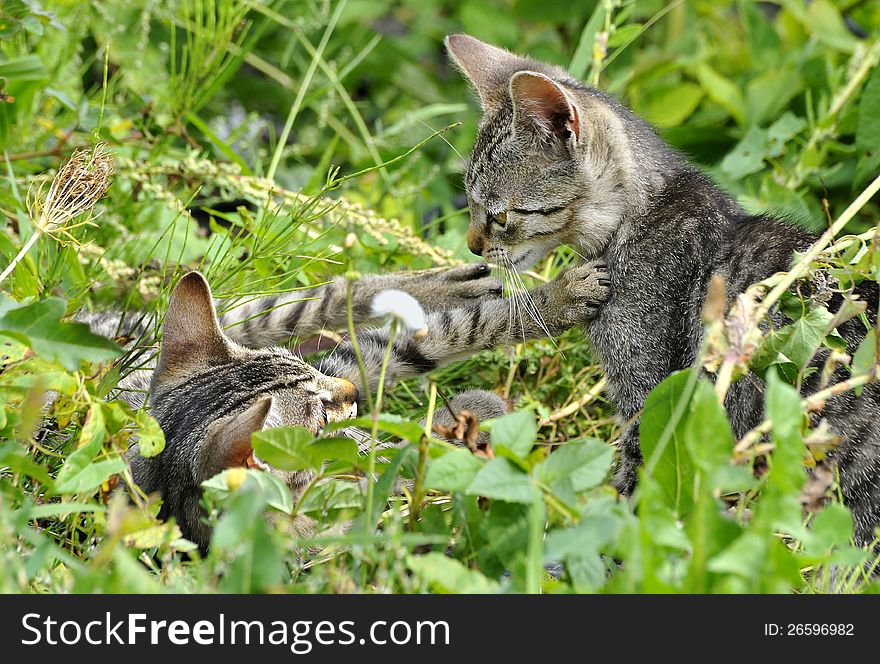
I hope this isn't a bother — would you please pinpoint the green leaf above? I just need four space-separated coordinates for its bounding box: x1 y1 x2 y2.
54 404 106 490
251 426 315 471
806 0 856 52
407 552 499 593
684 380 734 477
766 112 806 157
536 438 612 491
707 532 768 577
425 448 483 492
641 83 704 128
338 414 424 443
202 468 294 514
775 306 834 367
21 502 105 519
298 478 361 515
639 371 696 516
852 328 878 380
0 297 121 372
765 369 807 493
695 63 746 126
306 437 359 466
720 125 768 180
134 409 165 458
466 457 537 504
809 503 854 553
53 457 125 495
857 67 880 156
0 55 48 80
489 410 536 459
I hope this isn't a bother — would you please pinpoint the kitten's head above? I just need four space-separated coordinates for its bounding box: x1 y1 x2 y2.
141 272 359 547
446 34 638 270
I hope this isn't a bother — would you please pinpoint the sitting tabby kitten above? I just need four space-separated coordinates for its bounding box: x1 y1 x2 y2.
446 34 880 546
121 263 608 550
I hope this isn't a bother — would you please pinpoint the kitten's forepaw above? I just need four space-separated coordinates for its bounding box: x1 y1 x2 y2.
554 260 611 323
419 263 503 309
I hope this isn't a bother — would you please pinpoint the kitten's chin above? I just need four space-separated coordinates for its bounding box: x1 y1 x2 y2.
510 244 552 272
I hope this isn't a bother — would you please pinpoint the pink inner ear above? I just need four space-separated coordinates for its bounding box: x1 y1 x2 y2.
221 434 254 469
512 74 579 140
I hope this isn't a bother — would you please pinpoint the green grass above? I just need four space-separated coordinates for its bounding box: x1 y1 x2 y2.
1 0 879 593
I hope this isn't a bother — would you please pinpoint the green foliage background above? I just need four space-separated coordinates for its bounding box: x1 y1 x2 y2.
1 0 879 593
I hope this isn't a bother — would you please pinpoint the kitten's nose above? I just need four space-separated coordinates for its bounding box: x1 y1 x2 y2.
467 227 485 256
324 377 360 423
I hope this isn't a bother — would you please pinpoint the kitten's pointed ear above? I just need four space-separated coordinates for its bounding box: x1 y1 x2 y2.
156 271 232 378
197 396 275 481
510 71 580 142
445 34 522 111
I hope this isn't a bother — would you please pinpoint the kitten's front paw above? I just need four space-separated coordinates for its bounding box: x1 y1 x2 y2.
551 260 611 324
416 263 503 311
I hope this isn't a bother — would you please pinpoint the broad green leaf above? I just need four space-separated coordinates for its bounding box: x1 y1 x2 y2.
695 63 745 125
0 297 121 372
0 55 48 80
425 448 483 492
407 552 499 593
809 502 854 553
852 328 878 380
707 532 768 577
766 112 806 157
306 437 359 466
639 370 696 516
684 380 734 477
251 426 315 471
806 0 856 52
466 457 537 504
720 125 768 179
536 438 612 491
211 488 282 592
21 502 105 519
775 306 834 366
489 410 536 459
134 409 165 458
765 369 807 493
337 414 424 443
641 83 704 128
202 468 294 514
54 404 106 489
53 457 125 495
298 478 361 515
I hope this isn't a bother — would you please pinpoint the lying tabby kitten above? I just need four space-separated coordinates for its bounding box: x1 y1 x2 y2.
118 263 608 551
446 34 880 545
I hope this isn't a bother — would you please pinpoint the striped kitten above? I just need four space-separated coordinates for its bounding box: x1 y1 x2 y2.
124 263 609 550
446 34 880 546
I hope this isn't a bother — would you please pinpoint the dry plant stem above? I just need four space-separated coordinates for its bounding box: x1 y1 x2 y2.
539 377 607 426
756 171 880 323
734 369 878 460
714 171 880 402
409 382 437 529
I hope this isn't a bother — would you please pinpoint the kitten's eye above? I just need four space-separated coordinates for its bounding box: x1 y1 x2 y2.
487 210 507 227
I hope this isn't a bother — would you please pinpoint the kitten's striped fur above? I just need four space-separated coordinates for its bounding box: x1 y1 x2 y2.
108 263 609 550
447 34 880 547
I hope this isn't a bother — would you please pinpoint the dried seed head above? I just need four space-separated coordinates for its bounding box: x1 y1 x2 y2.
27 144 114 239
